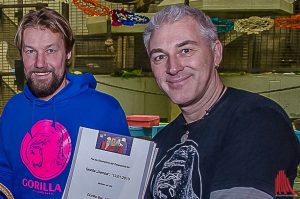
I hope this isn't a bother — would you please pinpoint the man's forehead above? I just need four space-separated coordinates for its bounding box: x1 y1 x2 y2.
23 26 62 39
22 28 64 46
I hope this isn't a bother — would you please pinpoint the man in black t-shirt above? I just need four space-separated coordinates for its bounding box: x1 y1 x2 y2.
143 4 300 199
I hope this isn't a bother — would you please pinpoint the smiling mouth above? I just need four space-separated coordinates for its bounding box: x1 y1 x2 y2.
33 72 51 76
166 75 190 84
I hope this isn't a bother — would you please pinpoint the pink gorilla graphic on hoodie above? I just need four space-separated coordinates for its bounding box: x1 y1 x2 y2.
20 120 72 180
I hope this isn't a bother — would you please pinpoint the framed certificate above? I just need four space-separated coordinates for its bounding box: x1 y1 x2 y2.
63 127 157 199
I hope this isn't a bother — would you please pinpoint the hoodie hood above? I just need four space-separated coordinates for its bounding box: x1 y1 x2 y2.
23 73 97 106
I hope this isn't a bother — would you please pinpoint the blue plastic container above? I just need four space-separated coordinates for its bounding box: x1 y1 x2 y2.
295 130 300 142
129 125 166 138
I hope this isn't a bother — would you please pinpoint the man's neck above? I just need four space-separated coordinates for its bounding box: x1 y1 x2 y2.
181 80 226 124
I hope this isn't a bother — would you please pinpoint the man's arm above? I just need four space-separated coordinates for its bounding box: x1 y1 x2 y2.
0 116 14 199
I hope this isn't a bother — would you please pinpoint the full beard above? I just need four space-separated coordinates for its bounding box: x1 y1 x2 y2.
26 67 66 98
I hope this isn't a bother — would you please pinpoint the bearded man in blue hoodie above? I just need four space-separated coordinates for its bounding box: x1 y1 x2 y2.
0 8 130 199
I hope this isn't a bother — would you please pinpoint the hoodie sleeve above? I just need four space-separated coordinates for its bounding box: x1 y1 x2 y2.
107 100 130 136
115 104 130 136
0 114 14 198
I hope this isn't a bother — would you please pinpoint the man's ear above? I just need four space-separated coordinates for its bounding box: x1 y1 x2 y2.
67 51 72 60
213 40 223 67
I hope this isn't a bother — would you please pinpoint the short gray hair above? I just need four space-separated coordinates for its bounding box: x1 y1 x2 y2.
143 5 218 53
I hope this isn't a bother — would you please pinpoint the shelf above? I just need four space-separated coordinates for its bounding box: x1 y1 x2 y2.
158 0 293 17
86 13 154 35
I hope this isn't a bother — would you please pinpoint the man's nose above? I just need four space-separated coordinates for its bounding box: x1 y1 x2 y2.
167 55 184 75
35 52 46 68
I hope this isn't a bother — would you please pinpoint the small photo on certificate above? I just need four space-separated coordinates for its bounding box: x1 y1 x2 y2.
95 132 133 156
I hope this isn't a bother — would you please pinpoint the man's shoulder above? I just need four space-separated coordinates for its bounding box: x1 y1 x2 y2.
228 87 267 102
4 92 25 107
79 89 121 108
227 87 284 111
152 115 182 143
0 93 25 119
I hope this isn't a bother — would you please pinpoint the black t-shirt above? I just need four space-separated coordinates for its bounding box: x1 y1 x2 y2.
145 87 300 199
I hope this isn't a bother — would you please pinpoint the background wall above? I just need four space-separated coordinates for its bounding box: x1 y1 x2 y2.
95 75 172 121
95 73 300 122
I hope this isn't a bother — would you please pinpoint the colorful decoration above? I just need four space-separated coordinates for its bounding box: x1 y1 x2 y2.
111 9 150 26
234 16 274 34
70 0 300 32
211 17 234 33
72 0 110 16
290 14 300 28
274 14 300 29
274 17 292 28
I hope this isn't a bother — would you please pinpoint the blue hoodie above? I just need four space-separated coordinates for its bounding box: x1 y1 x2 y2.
0 73 130 199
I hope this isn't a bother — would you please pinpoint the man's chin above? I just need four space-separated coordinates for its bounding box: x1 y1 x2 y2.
169 95 189 106
29 87 54 98
26 71 66 98
28 80 56 98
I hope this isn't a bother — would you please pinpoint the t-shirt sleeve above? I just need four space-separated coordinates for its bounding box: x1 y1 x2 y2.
210 187 273 199
210 106 300 196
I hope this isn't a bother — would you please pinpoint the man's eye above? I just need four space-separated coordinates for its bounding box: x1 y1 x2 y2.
182 48 191 54
25 49 34 54
47 49 56 53
153 54 166 62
